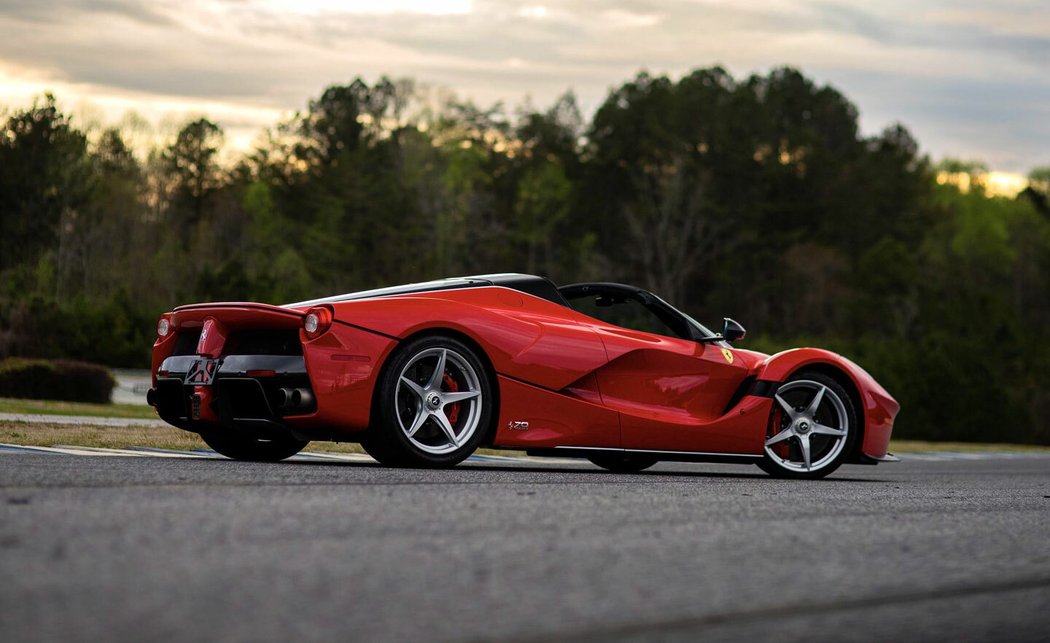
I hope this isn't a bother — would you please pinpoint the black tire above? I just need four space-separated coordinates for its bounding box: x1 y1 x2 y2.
587 453 659 473
365 334 495 468
757 371 858 479
200 430 308 462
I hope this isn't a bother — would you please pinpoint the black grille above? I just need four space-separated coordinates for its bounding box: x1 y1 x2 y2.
722 375 757 414
224 330 303 356
215 379 275 419
172 330 202 356
155 378 190 421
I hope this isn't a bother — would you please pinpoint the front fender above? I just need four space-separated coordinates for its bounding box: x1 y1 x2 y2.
753 348 899 460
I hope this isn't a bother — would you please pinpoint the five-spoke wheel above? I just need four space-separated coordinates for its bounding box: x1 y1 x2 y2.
395 346 484 455
364 335 494 467
758 373 856 479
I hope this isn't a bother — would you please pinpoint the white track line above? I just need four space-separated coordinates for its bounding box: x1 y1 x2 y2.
0 443 362 460
2 442 1047 463
895 451 1044 461
0 413 167 427
5 415 1046 462
0 444 160 457
0 443 583 465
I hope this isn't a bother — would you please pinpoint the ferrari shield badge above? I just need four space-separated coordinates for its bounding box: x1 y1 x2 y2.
721 348 734 364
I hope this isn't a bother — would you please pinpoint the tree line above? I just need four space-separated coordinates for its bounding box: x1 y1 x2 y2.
1 67 1048 444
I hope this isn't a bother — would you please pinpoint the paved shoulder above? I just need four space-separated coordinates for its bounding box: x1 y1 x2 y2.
1 452 1048 642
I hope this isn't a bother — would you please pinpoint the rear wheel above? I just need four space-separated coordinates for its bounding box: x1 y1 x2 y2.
757 372 857 479
201 431 308 462
588 453 658 473
364 335 494 468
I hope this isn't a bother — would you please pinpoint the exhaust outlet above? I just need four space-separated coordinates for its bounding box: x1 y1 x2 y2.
276 387 295 409
291 388 314 409
276 387 314 411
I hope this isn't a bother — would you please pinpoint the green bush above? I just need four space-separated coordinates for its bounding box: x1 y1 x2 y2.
0 292 155 368
0 358 115 404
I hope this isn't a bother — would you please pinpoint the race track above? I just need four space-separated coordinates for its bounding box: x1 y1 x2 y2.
1 450 1048 642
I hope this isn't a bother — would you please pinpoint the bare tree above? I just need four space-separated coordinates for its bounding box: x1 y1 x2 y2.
622 157 721 302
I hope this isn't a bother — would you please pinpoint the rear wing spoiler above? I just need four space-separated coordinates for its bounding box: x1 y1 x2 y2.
170 302 304 331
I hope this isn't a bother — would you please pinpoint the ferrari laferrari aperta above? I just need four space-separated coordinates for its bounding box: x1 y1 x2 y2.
149 274 899 478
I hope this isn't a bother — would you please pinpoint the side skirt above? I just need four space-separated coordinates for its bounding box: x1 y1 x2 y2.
526 446 764 465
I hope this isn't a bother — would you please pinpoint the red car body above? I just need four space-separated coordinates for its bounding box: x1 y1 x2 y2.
149 274 898 474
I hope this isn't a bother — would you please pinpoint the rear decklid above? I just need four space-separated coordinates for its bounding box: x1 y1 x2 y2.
168 302 304 358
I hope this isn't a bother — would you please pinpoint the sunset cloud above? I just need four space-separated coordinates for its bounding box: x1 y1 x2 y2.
0 0 1046 170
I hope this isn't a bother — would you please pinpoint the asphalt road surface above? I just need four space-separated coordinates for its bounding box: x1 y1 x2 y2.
2 451 1049 642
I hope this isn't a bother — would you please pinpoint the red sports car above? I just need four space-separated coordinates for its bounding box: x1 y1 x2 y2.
149 274 899 478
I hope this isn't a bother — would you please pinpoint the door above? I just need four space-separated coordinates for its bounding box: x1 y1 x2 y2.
561 285 755 453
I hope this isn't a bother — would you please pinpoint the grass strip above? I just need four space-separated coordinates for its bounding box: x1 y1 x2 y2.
888 439 1050 453
1 420 206 451
0 397 157 419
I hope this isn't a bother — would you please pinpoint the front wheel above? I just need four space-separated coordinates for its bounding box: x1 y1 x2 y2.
364 335 494 468
757 372 857 479
201 431 308 462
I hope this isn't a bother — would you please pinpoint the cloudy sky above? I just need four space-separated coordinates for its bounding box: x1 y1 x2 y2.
0 0 1046 172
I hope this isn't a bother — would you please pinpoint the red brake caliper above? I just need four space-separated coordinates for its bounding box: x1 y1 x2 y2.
442 372 461 425
770 406 791 459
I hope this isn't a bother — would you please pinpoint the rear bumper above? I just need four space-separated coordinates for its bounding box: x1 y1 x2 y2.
150 320 397 440
152 354 313 439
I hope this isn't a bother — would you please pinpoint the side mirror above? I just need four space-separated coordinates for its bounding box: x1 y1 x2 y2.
722 318 746 343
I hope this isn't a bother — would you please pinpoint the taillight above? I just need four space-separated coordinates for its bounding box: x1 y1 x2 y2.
303 306 333 339
157 314 174 338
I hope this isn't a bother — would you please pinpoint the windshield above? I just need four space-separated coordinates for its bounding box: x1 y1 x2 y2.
561 283 721 342
681 311 720 340
648 293 720 340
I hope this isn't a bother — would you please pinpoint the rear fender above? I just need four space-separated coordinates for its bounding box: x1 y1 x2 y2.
329 289 610 392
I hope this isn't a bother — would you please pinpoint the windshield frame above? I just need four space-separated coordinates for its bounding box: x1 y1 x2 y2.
558 282 723 343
